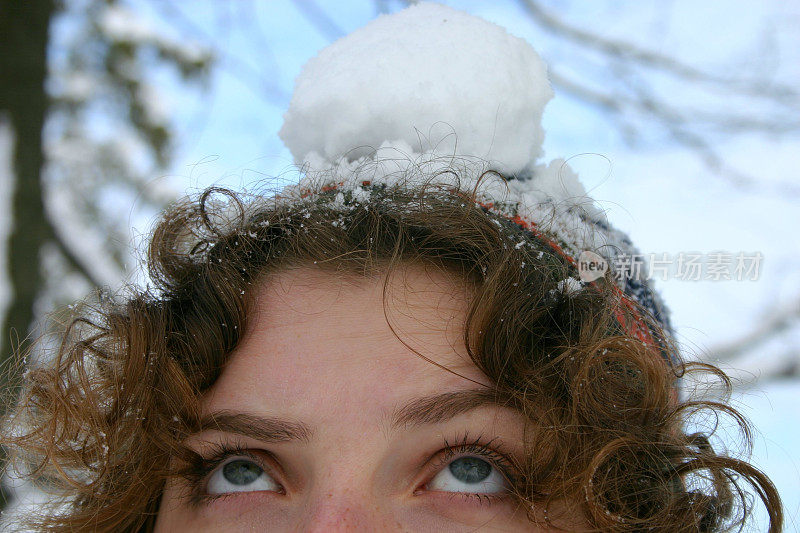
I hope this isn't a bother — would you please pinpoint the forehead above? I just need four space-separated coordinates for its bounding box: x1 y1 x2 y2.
202 265 490 420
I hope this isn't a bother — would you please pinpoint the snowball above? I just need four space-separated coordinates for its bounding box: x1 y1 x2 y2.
279 2 553 177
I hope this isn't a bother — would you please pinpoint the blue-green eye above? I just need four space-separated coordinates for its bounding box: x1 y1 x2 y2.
206 457 281 495
428 456 507 493
449 456 492 483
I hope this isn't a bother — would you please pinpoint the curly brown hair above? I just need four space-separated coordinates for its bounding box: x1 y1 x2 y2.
1 173 783 532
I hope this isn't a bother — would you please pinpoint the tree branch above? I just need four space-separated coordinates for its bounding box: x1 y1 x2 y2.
550 67 800 196
517 0 799 103
291 0 346 40
713 348 800 388
703 296 800 363
151 0 288 105
45 216 107 289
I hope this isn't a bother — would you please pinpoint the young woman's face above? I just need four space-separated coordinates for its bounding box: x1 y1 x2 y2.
155 265 579 531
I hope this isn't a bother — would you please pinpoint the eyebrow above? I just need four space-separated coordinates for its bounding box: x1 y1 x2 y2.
389 388 507 429
198 412 313 443
197 389 507 443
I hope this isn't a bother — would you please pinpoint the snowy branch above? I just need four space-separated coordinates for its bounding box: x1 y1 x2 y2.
150 0 288 105
713 349 800 387
514 0 800 194
517 0 798 102
705 297 800 362
700 296 800 384
45 216 107 290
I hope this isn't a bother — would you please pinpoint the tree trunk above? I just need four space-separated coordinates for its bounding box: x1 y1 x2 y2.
0 0 56 508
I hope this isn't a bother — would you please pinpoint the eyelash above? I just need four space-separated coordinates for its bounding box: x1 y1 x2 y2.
181 441 273 507
181 432 520 507
426 431 519 503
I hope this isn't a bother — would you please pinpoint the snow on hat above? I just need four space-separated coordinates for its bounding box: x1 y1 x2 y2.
278 2 674 360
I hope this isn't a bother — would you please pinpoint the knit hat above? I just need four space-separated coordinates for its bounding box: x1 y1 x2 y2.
277 2 674 361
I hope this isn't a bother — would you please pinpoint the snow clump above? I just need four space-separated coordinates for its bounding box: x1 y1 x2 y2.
279 2 553 177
